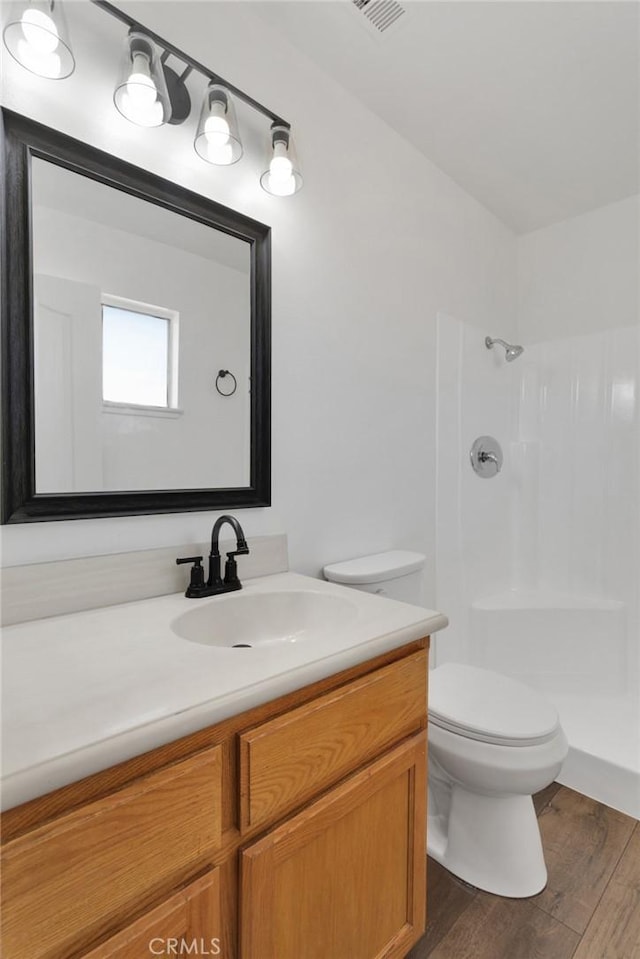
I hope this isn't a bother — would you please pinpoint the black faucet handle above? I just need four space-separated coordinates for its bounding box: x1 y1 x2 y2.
176 554 204 567
223 554 241 587
176 555 205 594
223 541 249 589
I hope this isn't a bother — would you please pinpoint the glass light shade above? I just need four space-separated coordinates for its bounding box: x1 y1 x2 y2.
260 123 303 197
194 83 243 165
113 31 170 128
3 0 75 79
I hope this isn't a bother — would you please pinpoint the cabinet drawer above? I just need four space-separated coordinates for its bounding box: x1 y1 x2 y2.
239 648 427 831
1 745 222 959
81 870 221 959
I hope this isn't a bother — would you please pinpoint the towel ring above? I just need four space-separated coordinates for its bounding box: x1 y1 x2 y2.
215 369 237 397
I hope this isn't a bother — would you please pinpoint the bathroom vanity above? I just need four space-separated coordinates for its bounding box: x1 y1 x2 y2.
0 570 446 959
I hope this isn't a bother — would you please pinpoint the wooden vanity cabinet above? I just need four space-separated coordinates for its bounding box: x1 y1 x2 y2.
1 639 429 959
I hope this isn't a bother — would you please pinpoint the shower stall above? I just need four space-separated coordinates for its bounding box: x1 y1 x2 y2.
434 299 639 818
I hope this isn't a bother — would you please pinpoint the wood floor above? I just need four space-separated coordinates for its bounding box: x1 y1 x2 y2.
407 784 640 959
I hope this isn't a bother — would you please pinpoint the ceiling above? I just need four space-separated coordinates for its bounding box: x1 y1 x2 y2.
252 1 639 234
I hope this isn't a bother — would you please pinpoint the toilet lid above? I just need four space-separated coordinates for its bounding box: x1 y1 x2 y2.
429 663 560 747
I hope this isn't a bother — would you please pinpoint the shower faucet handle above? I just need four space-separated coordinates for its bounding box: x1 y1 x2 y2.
470 436 503 478
479 450 500 468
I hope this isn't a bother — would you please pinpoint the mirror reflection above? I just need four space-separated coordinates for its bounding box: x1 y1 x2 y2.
32 157 251 493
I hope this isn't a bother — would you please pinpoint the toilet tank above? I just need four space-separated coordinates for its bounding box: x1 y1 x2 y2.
323 550 426 605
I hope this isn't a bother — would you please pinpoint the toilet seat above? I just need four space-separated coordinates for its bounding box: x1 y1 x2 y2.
429 663 560 747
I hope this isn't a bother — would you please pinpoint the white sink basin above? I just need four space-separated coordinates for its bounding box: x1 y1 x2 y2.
170 589 360 649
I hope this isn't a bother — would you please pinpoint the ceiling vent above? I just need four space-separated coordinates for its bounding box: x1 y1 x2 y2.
351 0 406 35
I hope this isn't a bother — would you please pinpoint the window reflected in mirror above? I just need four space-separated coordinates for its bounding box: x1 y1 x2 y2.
102 299 176 409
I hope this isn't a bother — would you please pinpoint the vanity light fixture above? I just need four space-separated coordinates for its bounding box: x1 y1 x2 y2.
260 122 303 197
3 0 303 196
96 0 302 193
194 82 243 166
2 0 75 79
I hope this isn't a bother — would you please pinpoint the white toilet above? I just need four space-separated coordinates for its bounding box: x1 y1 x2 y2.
323 551 568 899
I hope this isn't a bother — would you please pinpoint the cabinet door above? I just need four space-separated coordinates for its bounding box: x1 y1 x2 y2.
80 870 221 959
240 733 426 959
1 746 222 959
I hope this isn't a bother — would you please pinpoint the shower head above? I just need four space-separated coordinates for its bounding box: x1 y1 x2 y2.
505 343 524 362
485 336 524 362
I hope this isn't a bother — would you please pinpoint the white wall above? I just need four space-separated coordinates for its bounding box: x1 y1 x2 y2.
0 1 516 593
517 196 639 341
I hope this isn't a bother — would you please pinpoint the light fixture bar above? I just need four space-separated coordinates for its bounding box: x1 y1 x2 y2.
90 0 289 128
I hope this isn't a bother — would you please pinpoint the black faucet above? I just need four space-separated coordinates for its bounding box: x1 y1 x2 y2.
176 515 250 598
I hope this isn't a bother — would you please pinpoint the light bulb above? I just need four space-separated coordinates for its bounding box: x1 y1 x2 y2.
21 8 59 53
194 85 242 164
204 110 230 145
265 171 296 197
266 139 295 194
202 101 233 163
270 140 293 182
117 50 163 126
270 154 293 182
260 129 301 196
119 93 163 126
16 37 61 76
260 133 300 196
126 52 157 107
204 140 233 165
3 0 75 78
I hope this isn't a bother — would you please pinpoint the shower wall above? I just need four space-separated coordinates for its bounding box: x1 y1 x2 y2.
517 196 639 618
435 196 639 817
514 328 638 626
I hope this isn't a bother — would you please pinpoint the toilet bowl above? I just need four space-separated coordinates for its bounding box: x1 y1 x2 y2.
322 551 568 899
428 662 568 897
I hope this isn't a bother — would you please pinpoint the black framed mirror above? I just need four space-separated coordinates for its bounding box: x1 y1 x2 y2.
1 109 271 523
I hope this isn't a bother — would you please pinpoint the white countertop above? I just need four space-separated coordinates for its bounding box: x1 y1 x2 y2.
1 572 447 810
